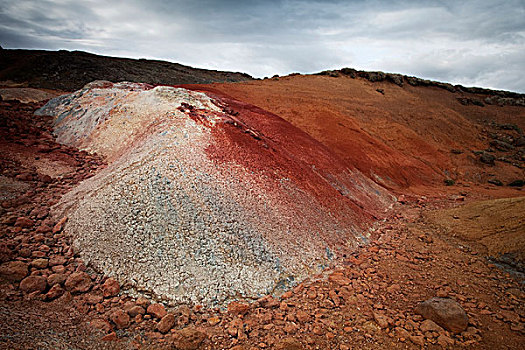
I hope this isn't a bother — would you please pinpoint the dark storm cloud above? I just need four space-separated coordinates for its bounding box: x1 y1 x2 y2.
1 0 524 92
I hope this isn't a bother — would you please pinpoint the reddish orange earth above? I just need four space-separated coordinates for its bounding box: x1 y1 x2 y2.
206 75 524 196
0 75 524 350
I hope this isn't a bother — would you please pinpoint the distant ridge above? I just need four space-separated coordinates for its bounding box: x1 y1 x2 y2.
316 68 525 102
0 49 253 91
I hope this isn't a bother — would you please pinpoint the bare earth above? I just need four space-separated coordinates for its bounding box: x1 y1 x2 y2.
0 76 523 350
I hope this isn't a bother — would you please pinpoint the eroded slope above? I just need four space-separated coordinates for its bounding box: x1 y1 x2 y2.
37 81 394 306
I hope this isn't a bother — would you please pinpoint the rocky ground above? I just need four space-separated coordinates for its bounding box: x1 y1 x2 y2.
1 98 524 349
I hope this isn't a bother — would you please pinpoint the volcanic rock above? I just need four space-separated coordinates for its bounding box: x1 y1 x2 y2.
31 258 48 269
0 261 29 282
64 271 91 293
415 297 468 333
14 217 33 228
171 327 207 350
110 309 130 329
147 303 167 319
45 284 64 300
19 275 47 293
157 313 176 333
101 277 119 297
39 82 393 306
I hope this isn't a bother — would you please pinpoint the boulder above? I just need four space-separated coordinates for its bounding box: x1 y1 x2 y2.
171 327 207 350
0 261 29 282
157 313 176 334
64 271 91 293
19 275 47 293
415 297 468 333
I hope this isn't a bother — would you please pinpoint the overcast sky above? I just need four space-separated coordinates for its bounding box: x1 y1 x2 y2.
1 0 524 92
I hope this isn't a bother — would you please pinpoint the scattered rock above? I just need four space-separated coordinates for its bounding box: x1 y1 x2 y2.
101 332 118 341
14 217 34 228
128 305 146 317
110 309 130 329
508 180 524 187
171 327 207 350
90 318 112 334
47 273 66 286
275 337 302 350
420 319 444 333
373 311 393 329
437 334 455 347
415 297 468 333
101 277 119 297
45 284 64 300
19 275 47 293
479 152 495 165
64 271 92 293
157 313 176 334
0 261 29 282
52 217 68 234
31 258 49 269
147 303 167 319
228 301 250 315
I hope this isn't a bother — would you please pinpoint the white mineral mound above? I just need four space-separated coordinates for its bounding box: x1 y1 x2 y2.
37 81 393 306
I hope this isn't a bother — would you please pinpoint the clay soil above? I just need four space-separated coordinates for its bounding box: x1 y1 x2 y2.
0 86 524 350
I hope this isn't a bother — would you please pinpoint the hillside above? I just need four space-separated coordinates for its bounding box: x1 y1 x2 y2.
0 49 252 91
209 73 524 194
0 58 524 349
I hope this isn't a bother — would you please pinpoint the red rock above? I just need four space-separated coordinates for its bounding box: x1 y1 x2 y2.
14 217 34 228
52 217 68 234
51 265 66 273
171 327 207 350
420 319 444 333
64 271 92 293
275 337 302 350
19 275 47 293
101 277 119 297
31 207 49 219
31 258 49 269
373 311 393 329
0 261 29 282
296 310 310 323
437 334 455 347
157 313 176 333
147 303 167 319
136 296 150 307
207 316 220 326
228 301 250 315
328 272 352 286
102 332 118 341
35 224 52 234
110 309 130 329
49 256 67 266
84 292 104 305
45 284 65 300
90 318 112 333
47 273 66 286
128 305 145 317
415 297 468 333
410 335 425 346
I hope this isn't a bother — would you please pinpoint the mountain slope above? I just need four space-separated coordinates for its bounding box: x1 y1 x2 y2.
209 74 525 195
0 49 252 91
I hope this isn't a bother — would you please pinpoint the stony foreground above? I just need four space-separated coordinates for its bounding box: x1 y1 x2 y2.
0 98 524 349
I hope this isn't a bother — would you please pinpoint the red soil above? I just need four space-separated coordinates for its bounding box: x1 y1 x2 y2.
204 75 524 196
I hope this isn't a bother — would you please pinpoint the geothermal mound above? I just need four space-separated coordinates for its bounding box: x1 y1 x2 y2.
37 81 394 306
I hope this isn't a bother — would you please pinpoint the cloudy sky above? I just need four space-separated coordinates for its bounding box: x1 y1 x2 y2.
1 0 524 92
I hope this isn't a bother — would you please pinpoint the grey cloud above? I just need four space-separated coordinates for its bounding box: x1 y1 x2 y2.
0 0 524 92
